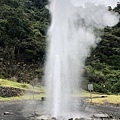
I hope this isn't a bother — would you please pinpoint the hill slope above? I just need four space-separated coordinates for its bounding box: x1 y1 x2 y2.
0 0 120 93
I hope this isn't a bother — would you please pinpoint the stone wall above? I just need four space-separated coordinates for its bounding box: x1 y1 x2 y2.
0 86 24 97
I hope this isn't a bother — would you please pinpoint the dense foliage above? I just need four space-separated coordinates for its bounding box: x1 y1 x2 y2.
0 0 49 82
0 0 120 93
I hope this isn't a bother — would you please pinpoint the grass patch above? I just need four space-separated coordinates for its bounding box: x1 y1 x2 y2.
0 79 119 104
0 93 45 101
74 91 120 105
0 78 44 92
0 78 29 90
87 95 120 104
0 78 45 101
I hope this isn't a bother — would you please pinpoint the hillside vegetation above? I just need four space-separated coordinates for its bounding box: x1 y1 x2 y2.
0 0 49 82
0 0 120 94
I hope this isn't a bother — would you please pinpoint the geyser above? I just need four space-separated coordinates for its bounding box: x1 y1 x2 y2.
44 0 119 118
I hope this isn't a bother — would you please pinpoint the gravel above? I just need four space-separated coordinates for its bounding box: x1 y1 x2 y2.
0 100 120 120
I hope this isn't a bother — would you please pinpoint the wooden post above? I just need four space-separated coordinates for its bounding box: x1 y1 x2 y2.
90 90 92 103
88 84 93 103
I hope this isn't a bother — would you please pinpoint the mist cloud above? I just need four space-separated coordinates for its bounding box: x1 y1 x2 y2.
72 0 119 8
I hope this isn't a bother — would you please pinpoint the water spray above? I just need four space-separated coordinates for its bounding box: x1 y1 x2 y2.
44 0 119 119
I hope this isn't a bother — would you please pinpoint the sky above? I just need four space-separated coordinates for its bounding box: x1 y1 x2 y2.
72 0 119 8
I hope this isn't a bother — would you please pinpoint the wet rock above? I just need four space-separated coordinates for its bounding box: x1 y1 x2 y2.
4 111 13 115
109 115 114 119
68 118 73 120
34 112 44 117
41 97 46 101
93 113 109 118
75 118 81 120
75 118 94 120
32 115 51 120
75 118 84 120
51 117 57 120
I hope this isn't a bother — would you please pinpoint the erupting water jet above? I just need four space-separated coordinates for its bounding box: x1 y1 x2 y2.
44 0 119 119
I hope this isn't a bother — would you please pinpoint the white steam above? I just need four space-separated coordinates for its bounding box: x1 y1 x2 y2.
44 0 119 118
72 0 119 8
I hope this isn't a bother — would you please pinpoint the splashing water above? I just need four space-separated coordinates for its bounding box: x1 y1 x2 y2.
44 0 119 118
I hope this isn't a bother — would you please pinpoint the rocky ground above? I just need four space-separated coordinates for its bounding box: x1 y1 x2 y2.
0 101 26 120
0 100 120 120
0 100 43 120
